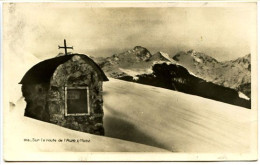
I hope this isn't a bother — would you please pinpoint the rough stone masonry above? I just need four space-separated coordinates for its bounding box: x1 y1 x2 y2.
20 54 109 135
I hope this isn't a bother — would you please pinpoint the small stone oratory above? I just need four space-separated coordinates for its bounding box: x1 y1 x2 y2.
20 41 109 135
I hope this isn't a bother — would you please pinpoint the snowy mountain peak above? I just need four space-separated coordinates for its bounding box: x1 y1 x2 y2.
173 50 220 66
187 49 195 54
132 46 152 61
150 51 175 63
158 51 171 59
134 46 147 51
172 50 251 98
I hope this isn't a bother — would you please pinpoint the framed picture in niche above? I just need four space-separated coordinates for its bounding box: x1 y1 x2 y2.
65 86 90 116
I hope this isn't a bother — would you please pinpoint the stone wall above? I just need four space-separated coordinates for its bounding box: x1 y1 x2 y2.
22 83 50 122
22 55 105 135
48 55 104 135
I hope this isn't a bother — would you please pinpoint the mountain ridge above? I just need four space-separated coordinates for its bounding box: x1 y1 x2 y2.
172 50 251 97
92 46 251 104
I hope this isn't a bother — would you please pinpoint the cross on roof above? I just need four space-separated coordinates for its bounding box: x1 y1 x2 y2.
58 39 73 55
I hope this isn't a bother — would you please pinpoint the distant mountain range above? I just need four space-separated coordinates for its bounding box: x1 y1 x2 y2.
96 46 176 78
173 50 251 98
92 46 251 108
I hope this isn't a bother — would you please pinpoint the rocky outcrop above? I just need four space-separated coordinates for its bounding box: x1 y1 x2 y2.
118 63 251 109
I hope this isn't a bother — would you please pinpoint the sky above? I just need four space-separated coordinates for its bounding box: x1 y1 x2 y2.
3 3 257 61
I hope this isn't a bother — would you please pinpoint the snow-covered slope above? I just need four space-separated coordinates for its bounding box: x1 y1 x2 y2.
4 78 256 160
4 97 167 160
7 53 40 104
103 78 256 153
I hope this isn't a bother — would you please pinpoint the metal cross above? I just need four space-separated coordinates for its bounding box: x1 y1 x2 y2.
58 39 73 55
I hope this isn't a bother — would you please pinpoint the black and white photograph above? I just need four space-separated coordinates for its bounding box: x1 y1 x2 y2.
2 2 257 161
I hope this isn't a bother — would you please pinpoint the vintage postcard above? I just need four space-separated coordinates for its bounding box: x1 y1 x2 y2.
2 2 257 161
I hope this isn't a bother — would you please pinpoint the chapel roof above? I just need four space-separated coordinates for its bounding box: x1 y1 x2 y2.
19 54 109 84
